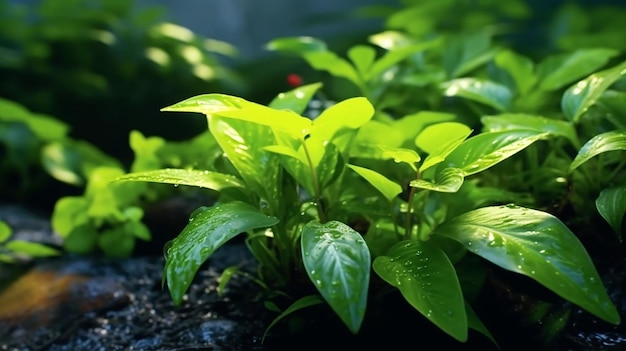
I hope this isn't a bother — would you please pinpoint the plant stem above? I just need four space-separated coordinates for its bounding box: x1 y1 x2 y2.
405 186 416 238
302 138 327 223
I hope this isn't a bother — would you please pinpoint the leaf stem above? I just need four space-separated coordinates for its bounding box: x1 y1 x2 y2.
302 138 327 223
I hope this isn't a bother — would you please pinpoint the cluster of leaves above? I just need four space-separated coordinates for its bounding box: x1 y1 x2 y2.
112 0 625 346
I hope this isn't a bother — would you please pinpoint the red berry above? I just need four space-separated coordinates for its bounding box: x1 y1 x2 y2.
287 74 303 87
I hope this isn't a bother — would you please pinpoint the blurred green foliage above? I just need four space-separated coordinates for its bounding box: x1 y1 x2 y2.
0 0 244 164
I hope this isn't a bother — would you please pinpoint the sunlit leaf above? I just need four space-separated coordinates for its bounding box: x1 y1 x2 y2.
269 82 323 114
393 111 457 143
410 167 464 193
303 51 360 88
441 78 513 111
415 122 472 172
209 117 283 211
114 168 244 190
164 202 279 304
569 131 626 172
347 164 403 202
301 220 371 334
481 113 579 147
442 130 549 176
562 61 626 122
436 204 621 324
538 48 619 91
162 93 311 137
311 97 374 142
373 240 467 341
596 186 626 239
378 145 421 171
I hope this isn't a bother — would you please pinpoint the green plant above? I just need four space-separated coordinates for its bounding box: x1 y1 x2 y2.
114 82 620 345
50 129 222 257
0 220 60 264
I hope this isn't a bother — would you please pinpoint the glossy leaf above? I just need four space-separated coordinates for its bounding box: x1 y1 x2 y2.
164 202 279 305
435 204 620 324
162 93 311 137
301 220 371 334
269 82 323 114
596 186 626 239
481 114 579 147
373 240 467 341
415 122 472 172
347 164 403 202
443 130 549 176
538 48 619 91
114 168 245 190
441 78 513 111
209 117 283 211
410 167 464 193
392 111 457 143
569 131 626 172
562 61 626 122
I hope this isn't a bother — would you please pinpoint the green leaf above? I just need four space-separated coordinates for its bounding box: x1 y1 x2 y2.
441 78 513 111
302 51 361 88
4 240 61 257
562 61 626 122
569 131 626 172
373 240 467 341
494 50 537 95
347 164 403 202
209 117 283 212
466 303 498 348
162 93 311 137
481 113 579 147
99 228 135 258
436 204 621 324
443 31 499 79
114 168 245 191
410 167 464 193
443 130 549 176
64 224 98 254
538 48 620 91
311 97 374 142
378 145 421 171
164 202 279 305
348 45 376 79
262 295 324 342
392 111 457 143
0 221 11 243
269 82 323 114
415 122 472 172
51 196 90 238
265 36 328 54
596 186 626 239
301 220 371 334
369 40 441 78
